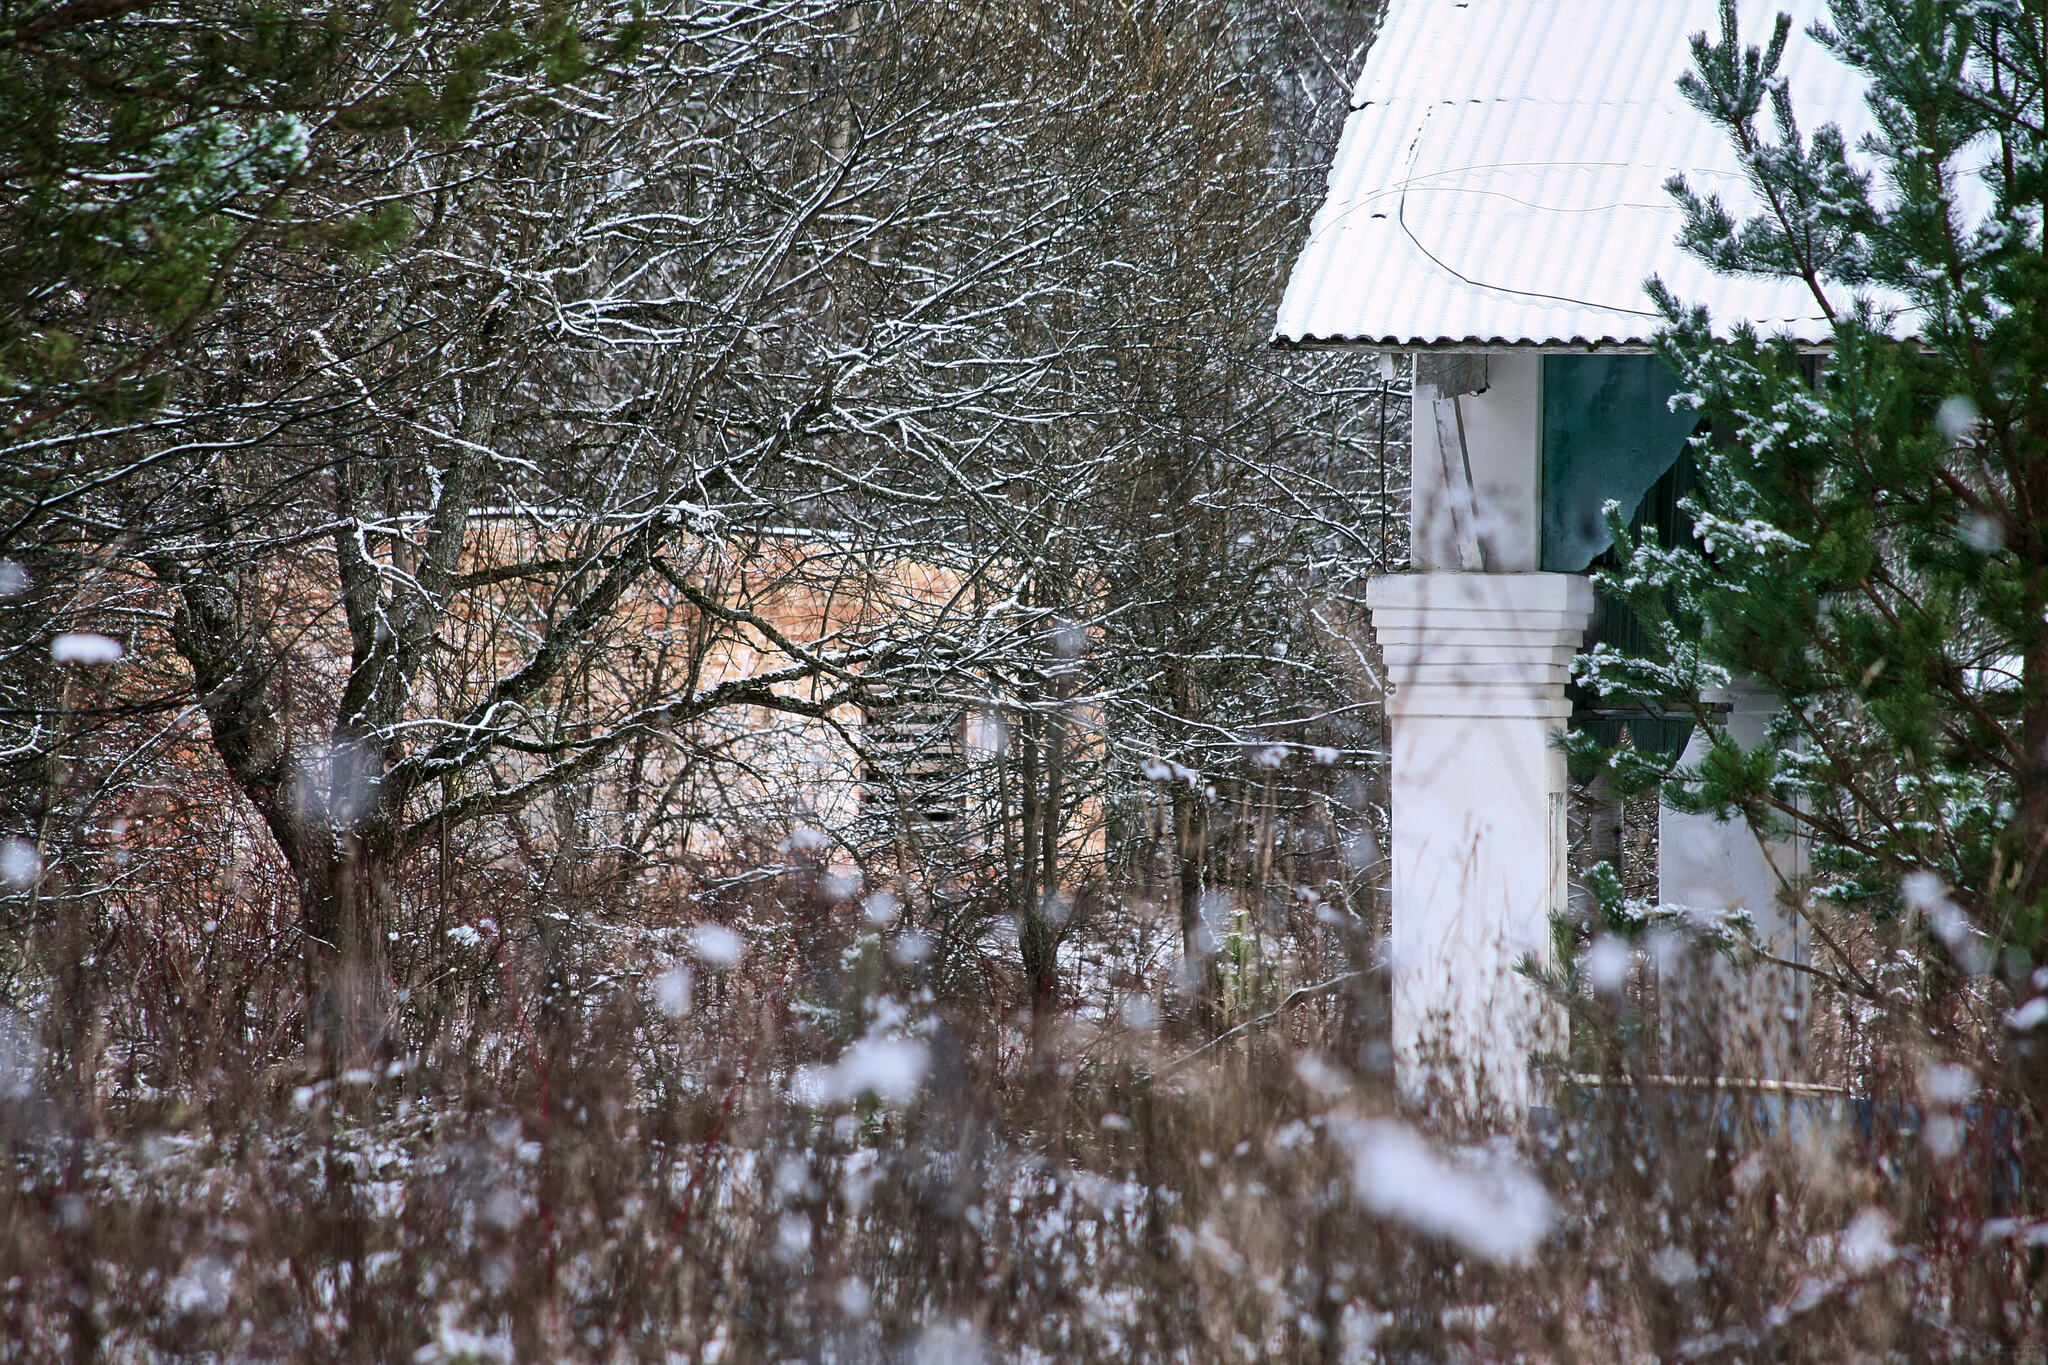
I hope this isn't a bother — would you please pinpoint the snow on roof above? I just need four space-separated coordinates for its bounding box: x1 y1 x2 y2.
1275 0 1876 349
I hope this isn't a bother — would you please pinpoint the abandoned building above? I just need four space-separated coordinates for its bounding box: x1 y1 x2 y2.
1276 0 1879 1108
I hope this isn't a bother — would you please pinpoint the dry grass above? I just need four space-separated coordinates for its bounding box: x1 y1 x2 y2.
2 841 2043 1363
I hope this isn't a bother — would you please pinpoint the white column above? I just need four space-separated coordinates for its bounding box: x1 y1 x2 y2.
1659 683 1807 1078
1367 572 1594 1113
1410 353 1543 573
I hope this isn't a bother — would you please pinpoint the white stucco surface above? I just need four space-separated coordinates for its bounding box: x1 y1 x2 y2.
1411 354 1541 572
1368 572 1593 1110
1659 683 1809 1077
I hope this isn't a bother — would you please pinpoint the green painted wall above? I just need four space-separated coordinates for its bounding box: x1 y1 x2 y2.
1540 354 1702 573
1543 354 1704 757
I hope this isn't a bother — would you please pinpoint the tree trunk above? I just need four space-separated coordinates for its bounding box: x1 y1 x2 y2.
2021 559 2048 962
1016 695 1060 1013
290 814 398 1068
161 555 399 1065
1175 789 1217 1025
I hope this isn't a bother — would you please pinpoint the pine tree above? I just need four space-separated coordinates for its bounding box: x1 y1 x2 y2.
1574 0 2048 1004
0 0 591 439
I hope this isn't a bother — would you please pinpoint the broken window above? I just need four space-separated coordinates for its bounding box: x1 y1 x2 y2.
860 683 969 828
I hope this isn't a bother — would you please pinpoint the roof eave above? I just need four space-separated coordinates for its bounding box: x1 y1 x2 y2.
1268 333 1837 354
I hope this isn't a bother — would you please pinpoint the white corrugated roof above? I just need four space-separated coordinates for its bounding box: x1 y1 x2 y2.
1275 0 1878 348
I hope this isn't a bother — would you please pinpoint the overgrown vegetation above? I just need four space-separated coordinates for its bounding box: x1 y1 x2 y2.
2 855 2040 1360
3 0 2045 1360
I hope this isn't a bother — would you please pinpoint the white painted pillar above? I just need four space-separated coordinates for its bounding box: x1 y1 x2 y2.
1411 354 1543 573
1367 572 1595 1112
1658 682 1808 1077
